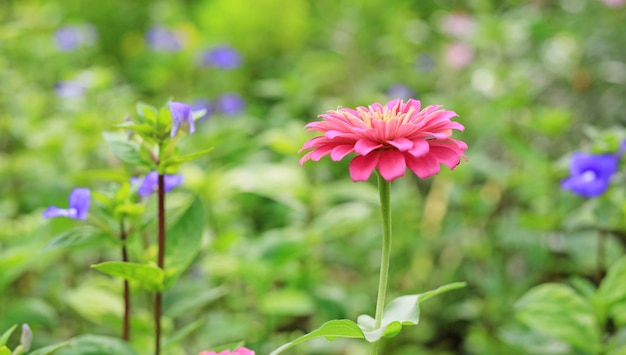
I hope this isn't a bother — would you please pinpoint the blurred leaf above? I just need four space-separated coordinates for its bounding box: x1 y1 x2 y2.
136 101 158 123
102 132 145 165
164 197 205 290
516 283 601 354
28 342 71 355
598 256 626 308
164 286 226 318
0 325 16 346
56 335 138 355
162 319 204 351
64 285 122 327
260 289 316 316
91 261 164 292
0 346 9 355
44 226 111 250
161 146 214 170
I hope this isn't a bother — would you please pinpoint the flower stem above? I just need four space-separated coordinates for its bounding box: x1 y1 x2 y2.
120 219 131 341
370 174 392 355
154 173 166 355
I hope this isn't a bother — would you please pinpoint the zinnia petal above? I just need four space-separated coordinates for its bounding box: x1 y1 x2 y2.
349 153 380 181
355 139 382 155
387 137 413 151
378 150 406 181
331 145 354 161
406 153 441 179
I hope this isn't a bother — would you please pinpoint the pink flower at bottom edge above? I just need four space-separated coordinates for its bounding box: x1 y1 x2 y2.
198 347 255 355
299 99 467 182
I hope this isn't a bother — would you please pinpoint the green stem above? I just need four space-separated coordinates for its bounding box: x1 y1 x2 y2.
120 219 131 341
370 174 392 355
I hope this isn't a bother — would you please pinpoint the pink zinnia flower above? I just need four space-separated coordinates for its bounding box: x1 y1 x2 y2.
198 347 255 355
299 99 467 182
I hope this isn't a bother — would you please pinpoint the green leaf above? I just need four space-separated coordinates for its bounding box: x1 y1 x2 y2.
59 335 138 355
162 319 204 351
102 132 144 165
27 341 70 355
516 283 601 354
161 147 214 169
270 282 465 354
0 325 16 346
44 226 110 251
0 324 17 345
163 197 205 290
91 261 164 292
598 256 626 308
269 319 365 355
136 102 158 123
358 282 466 342
0 346 10 355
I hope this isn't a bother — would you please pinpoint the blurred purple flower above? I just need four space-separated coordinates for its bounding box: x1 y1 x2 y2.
216 93 245 116
54 24 97 52
42 188 90 220
387 84 415 100
132 172 183 197
146 26 182 52
415 54 435 73
170 101 195 137
199 45 242 69
192 99 213 120
55 80 87 99
561 153 619 197
601 0 626 7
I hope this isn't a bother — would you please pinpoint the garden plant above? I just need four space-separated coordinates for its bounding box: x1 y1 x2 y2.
2 0 626 354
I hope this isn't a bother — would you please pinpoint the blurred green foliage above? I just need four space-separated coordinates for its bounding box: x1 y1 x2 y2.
1 0 626 354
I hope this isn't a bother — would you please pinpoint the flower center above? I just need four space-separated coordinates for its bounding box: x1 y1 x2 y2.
580 170 597 182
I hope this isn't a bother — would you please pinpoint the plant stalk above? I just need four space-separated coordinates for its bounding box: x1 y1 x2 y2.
120 219 131 341
370 174 392 355
154 173 166 355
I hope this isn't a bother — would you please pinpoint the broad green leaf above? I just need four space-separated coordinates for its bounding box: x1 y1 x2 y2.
64 285 122 327
44 226 110 250
0 346 10 355
598 256 626 308
270 282 465 354
164 286 226 318
163 197 205 290
357 282 467 342
269 319 365 355
91 261 164 292
162 319 204 351
102 132 144 165
26 341 70 355
0 325 16 346
56 335 138 355
516 283 601 354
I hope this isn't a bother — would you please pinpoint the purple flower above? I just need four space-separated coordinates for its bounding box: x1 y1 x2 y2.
132 172 183 197
216 93 245 116
387 84 415 100
199 45 242 70
146 26 182 52
55 80 87 99
42 188 90 220
170 102 195 137
561 153 619 197
54 24 97 52
192 99 213 121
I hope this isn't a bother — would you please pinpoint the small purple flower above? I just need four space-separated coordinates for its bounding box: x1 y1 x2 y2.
199 45 242 70
561 153 619 197
55 80 87 99
192 99 213 121
54 24 97 52
146 26 182 52
132 172 183 197
387 84 415 100
42 188 90 220
170 101 195 137
216 93 245 116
